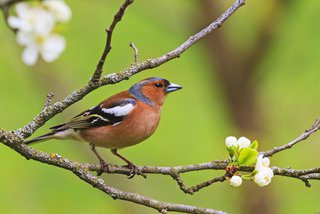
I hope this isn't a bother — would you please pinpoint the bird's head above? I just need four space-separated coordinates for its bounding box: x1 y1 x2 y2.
129 77 182 106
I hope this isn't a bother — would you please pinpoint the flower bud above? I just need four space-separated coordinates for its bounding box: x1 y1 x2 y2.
230 175 242 187
238 136 251 149
225 136 237 148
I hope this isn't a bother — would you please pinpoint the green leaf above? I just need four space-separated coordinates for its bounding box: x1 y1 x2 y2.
238 147 258 166
249 140 258 150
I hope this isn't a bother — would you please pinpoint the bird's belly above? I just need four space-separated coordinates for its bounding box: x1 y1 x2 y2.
80 112 160 149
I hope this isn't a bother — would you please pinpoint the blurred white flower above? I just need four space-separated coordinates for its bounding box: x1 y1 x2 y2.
43 0 72 22
254 167 274 187
229 175 242 187
8 3 55 34
253 155 273 187
225 136 238 148
7 0 71 66
17 31 66 65
238 136 251 149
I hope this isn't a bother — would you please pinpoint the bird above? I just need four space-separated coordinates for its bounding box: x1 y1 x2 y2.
24 77 182 177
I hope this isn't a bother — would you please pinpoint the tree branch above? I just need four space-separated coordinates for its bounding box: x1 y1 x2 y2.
2 119 320 213
42 92 54 110
90 0 134 82
261 118 320 157
129 42 139 63
272 167 320 187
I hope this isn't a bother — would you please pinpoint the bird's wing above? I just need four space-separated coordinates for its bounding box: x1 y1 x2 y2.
50 98 136 131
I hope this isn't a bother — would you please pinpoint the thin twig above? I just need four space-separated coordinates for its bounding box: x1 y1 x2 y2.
300 174 320 187
190 176 227 193
90 0 134 82
0 1 19 33
171 174 226 194
129 42 139 63
272 166 320 187
261 118 320 157
42 92 54 110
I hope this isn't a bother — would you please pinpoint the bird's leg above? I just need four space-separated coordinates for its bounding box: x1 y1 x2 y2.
90 144 109 176
111 149 146 179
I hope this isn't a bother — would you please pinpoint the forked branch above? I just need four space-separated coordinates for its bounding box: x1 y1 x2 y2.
91 0 134 82
0 0 246 213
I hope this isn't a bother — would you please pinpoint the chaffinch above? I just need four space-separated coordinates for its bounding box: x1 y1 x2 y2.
25 77 182 176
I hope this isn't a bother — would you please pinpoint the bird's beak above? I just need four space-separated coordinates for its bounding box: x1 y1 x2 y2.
165 82 183 93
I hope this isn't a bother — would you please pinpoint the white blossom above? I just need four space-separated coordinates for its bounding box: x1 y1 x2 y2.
253 155 274 187
8 3 55 34
229 175 242 187
17 31 65 65
225 136 238 148
7 0 71 66
254 167 274 187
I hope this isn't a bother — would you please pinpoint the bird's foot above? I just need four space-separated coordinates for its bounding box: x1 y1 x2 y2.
97 159 111 176
123 162 146 179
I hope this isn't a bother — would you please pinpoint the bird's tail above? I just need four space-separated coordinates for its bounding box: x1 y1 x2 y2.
24 132 55 145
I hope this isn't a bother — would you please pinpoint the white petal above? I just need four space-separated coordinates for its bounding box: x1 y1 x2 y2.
22 45 39 66
254 167 274 187
15 3 30 17
254 170 273 187
255 155 271 170
225 136 238 148
263 167 274 178
16 31 34 46
32 8 56 35
255 155 263 170
261 157 270 168
40 34 66 62
8 16 34 32
7 16 22 29
43 0 72 22
238 136 251 149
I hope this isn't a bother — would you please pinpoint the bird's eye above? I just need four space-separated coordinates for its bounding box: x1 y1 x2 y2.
154 83 163 88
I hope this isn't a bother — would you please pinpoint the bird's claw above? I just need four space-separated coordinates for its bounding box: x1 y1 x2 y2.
97 160 110 176
124 163 146 179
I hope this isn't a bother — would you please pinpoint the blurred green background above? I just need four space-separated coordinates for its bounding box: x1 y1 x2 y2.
0 0 320 213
